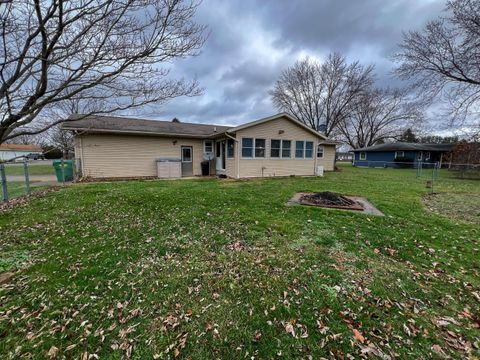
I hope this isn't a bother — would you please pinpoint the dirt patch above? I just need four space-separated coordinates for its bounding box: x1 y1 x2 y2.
288 192 384 216
423 192 480 225
0 271 15 285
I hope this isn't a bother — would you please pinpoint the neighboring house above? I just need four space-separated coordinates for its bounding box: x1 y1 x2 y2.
0 144 43 162
352 143 455 168
62 113 338 179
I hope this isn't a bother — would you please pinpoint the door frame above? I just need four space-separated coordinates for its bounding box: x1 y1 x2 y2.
216 140 226 172
181 145 193 177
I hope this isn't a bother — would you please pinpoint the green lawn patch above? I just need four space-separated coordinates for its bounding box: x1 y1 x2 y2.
4 163 54 176
0 165 478 359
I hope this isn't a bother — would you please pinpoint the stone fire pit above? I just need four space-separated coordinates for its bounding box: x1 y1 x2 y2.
288 191 384 216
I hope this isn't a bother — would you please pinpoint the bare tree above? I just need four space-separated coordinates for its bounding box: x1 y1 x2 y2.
270 53 374 136
337 88 423 149
0 0 207 144
395 0 480 133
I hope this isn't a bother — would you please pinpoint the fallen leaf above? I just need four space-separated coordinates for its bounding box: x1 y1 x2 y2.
352 329 365 343
47 346 59 359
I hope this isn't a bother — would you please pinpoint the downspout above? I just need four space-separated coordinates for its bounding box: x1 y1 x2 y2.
78 134 85 176
225 132 239 179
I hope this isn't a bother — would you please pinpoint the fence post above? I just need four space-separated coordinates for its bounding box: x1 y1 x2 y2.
61 159 65 185
0 163 8 202
23 159 31 196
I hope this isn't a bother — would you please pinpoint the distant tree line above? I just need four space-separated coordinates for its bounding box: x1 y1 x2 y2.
398 128 459 144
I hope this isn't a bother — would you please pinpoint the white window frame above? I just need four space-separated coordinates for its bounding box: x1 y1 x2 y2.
181 147 192 162
241 137 254 158
270 139 281 158
281 140 292 158
305 141 314 159
317 145 324 159
425 151 430 161
395 151 404 159
295 141 305 159
270 139 292 159
417 151 422 161
204 140 213 153
359 152 367 160
254 138 266 158
226 139 235 159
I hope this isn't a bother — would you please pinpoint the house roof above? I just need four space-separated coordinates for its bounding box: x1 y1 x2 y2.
62 114 231 138
351 142 455 152
227 112 329 140
0 143 43 152
62 113 333 141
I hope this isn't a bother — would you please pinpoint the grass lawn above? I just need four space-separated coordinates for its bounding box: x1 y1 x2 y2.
4 163 55 176
3 181 51 199
0 165 479 359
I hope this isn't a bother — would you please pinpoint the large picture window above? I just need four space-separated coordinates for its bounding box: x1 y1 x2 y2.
271 139 281 158
242 138 253 158
255 138 266 158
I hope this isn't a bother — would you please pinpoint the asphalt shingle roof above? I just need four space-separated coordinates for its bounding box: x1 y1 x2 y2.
62 114 232 138
351 142 455 152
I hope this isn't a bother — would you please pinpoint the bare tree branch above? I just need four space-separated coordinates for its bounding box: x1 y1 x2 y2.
270 54 374 137
394 0 480 135
0 0 207 144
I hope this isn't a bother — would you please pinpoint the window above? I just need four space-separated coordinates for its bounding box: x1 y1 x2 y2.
182 147 192 162
317 145 324 159
295 141 305 158
359 152 366 160
255 138 266 158
204 140 213 153
425 152 430 161
227 139 235 158
282 140 291 158
271 139 281 158
395 151 405 159
417 152 422 161
242 137 253 158
305 141 314 158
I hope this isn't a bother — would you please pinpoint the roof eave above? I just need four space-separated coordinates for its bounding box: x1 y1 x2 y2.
64 127 213 139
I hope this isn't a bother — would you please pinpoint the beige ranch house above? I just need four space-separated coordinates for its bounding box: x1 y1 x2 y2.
63 113 338 179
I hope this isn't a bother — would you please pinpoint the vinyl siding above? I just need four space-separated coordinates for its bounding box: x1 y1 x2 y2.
226 116 335 178
76 134 203 178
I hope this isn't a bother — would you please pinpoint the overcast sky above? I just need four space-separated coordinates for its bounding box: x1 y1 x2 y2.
137 0 446 127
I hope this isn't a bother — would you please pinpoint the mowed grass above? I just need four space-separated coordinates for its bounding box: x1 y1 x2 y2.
0 165 479 359
4 182 51 199
4 163 55 176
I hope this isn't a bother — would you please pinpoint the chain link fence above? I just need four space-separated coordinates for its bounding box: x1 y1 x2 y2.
0 159 78 202
348 160 479 192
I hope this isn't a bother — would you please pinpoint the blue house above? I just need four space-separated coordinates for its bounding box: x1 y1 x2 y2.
351 143 455 168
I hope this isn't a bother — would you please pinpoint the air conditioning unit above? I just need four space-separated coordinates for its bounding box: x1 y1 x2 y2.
316 166 324 177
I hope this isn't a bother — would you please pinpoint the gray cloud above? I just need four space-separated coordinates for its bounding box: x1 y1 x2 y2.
133 0 446 126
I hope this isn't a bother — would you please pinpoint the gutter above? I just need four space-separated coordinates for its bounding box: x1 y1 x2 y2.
63 127 219 139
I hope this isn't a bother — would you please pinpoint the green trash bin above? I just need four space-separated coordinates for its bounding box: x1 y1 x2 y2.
52 160 74 182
